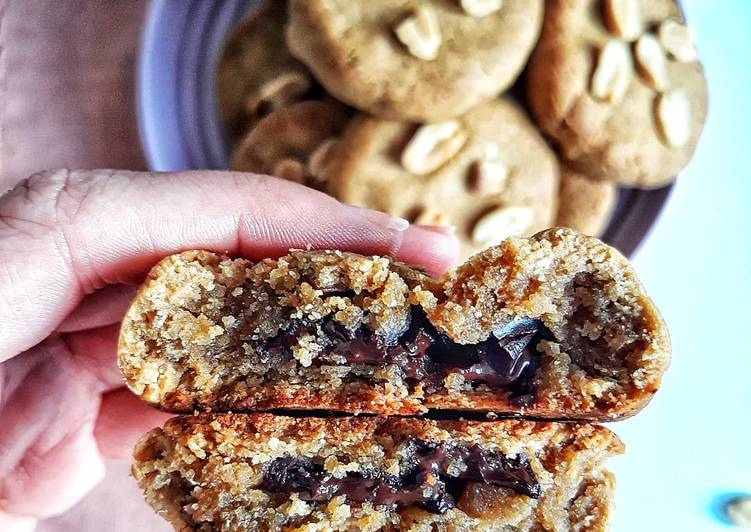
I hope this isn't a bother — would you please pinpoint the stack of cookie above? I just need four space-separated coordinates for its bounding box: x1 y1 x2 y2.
218 0 707 260
119 229 671 530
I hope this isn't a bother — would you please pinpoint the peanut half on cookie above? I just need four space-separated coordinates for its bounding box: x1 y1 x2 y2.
133 414 623 531
118 228 670 420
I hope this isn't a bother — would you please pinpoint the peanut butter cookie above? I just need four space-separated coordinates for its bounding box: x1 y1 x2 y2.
556 168 618 236
217 0 314 143
527 0 708 188
118 228 670 421
230 100 351 187
133 414 622 531
285 0 543 121
324 99 558 261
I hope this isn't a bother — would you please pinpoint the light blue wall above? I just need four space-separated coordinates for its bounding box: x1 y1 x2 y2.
612 2 751 530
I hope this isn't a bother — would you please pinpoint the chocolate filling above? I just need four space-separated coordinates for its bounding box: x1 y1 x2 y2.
261 438 540 513
251 307 547 399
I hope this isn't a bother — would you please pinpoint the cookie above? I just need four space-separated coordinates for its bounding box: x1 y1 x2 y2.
527 0 708 188
556 168 618 236
133 414 622 531
230 100 351 186
216 0 314 143
285 0 544 122
118 228 670 420
324 99 558 261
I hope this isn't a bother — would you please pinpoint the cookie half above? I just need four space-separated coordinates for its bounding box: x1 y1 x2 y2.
118 228 670 420
286 0 543 121
527 0 708 188
133 414 622 531
556 168 618 236
217 0 314 143
325 99 559 261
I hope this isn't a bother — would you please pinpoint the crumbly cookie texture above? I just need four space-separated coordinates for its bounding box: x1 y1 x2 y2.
285 0 543 122
132 414 623 532
527 0 708 188
556 168 618 237
325 99 559 261
230 100 351 187
118 228 670 420
217 0 313 143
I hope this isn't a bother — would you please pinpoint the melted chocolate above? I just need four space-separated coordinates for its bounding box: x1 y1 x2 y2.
251 307 547 395
261 439 540 514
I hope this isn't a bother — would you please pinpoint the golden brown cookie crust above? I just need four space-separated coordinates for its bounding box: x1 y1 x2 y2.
556 168 618 236
285 0 543 121
118 228 670 420
527 0 708 188
132 414 623 531
217 0 312 143
326 99 559 261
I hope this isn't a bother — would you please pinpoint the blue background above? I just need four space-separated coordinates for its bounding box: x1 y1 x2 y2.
610 2 751 530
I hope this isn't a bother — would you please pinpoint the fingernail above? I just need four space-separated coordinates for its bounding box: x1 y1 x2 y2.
416 224 457 236
387 216 410 232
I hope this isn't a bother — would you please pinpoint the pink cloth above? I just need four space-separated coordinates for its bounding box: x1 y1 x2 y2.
36 462 169 532
0 0 147 193
1 2 161 530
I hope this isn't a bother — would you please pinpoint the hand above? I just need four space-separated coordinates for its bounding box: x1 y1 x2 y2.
0 170 459 530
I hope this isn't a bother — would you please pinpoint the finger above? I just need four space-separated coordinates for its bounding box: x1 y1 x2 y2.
0 338 105 518
0 169 458 362
57 284 137 333
0 325 121 411
94 388 171 460
60 324 123 391
56 230 459 335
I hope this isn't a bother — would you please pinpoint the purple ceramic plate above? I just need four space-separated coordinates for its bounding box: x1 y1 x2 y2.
136 0 673 257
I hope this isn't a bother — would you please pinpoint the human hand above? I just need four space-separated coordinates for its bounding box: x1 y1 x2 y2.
0 170 459 531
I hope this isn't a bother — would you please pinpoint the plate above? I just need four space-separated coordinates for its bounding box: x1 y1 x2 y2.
136 0 673 257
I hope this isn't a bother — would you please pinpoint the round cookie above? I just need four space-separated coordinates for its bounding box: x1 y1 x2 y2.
527 0 708 188
217 0 313 143
325 99 559 261
285 0 544 122
556 168 617 236
230 100 351 187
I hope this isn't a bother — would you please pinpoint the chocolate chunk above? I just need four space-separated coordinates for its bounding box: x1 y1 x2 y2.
322 315 432 379
455 445 540 497
261 439 540 514
261 456 452 510
492 316 541 338
317 287 357 298
262 456 320 494
251 306 546 394
405 438 541 499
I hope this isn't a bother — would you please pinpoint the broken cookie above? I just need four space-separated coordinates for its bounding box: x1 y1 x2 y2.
132 414 623 531
118 228 670 420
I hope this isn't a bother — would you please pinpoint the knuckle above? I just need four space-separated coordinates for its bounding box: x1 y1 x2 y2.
0 169 69 238
0 169 108 236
